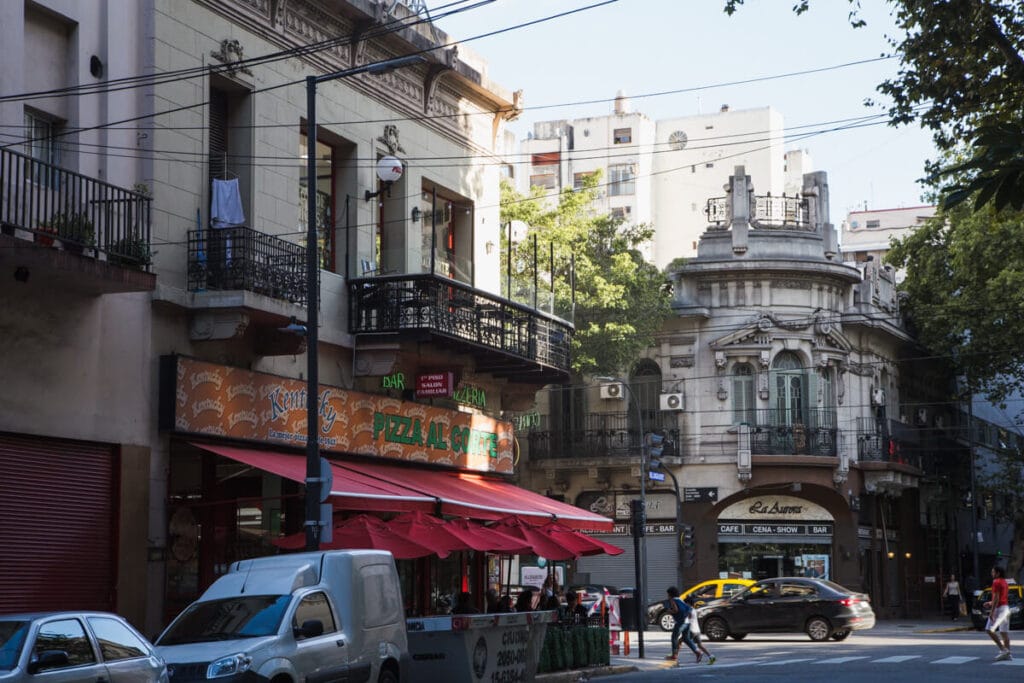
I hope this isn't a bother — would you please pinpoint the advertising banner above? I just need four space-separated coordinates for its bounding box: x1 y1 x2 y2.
160 356 514 473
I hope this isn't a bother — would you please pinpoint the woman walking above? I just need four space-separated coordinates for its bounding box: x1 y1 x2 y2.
943 573 962 621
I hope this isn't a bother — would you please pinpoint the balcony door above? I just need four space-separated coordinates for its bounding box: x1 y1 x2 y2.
772 352 807 427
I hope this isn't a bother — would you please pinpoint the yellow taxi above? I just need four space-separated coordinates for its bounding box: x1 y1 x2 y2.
649 578 756 631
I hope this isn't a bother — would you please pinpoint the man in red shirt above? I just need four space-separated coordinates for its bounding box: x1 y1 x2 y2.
984 565 1012 661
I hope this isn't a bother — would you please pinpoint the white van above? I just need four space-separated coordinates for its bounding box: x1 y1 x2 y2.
155 550 408 683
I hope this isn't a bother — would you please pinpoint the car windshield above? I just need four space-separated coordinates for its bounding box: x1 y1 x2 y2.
158 595 291 645
0 621 30 671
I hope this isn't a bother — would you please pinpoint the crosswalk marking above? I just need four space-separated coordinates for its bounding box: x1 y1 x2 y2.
931 656 977 664
816 656 869 664
873 655 921 663
758 658 815 666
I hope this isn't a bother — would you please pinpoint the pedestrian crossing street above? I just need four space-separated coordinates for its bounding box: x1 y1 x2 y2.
662 653 1024 669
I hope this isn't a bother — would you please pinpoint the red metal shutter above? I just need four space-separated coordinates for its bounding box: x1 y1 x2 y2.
0 433 117 612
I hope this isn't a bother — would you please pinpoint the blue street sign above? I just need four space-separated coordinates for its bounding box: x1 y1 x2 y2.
648 471 665 482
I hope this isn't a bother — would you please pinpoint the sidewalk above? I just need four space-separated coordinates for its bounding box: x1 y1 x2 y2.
535 618 976 681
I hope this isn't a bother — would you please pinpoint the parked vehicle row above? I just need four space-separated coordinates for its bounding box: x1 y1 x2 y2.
647 578 756 631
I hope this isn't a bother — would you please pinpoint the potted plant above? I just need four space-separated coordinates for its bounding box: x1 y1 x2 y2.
110 233 152 269
51 211 95 254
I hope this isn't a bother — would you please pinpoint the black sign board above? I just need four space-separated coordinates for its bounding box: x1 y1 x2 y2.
683 487 718 503
717 522 833 536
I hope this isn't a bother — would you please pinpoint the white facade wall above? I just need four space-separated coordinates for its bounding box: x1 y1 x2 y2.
653 107 786 266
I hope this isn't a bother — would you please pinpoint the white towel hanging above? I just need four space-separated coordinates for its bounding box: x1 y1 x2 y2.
211 178 245 228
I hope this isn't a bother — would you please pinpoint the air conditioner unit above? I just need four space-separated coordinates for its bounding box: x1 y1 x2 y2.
660 393 684 411
871 388 886 406
600 382 625 400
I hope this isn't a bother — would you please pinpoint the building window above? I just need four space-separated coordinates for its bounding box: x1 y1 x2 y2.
772 352 807 426
866 219 881 228
608 163 635 196
613 127 632 144
299 133 334 270
500 163 514 180
529 173 557 190
24 110 62 188
705 162 714 169
611 206 632 220
421 186 472 283
732 363 755 425
573 171 595 189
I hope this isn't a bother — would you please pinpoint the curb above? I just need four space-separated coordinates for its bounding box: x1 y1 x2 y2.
535 665 639 682
916 625 975 633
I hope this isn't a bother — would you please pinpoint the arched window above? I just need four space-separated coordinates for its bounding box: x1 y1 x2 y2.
772 352 807 426
630 360 662 436
731 363 755 425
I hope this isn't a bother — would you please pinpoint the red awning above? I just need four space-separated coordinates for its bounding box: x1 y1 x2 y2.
192 443 612 531
192 443 436 513
336 459 613 531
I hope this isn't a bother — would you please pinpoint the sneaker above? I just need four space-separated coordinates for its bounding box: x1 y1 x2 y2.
708 655 717 665
995 650 1011 661
665 653 677 661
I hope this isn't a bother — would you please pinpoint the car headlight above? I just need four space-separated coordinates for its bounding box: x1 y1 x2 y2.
207 653 253 679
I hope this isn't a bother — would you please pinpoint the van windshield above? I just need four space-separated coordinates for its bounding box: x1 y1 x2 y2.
158 595 291 645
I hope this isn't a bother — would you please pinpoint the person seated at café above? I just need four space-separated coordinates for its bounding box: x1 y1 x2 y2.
496 594 513 613
514 588 535 613
452 592 479 614
562 591 589 625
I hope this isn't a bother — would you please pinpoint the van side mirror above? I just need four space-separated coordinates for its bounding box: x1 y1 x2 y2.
294 619 324 639
28 650 70 674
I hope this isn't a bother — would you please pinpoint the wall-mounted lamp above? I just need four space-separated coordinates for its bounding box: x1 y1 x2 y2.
887 551 895 560
411 207 421 223
485 240 495 255
365 155 404 202
904 552 912 559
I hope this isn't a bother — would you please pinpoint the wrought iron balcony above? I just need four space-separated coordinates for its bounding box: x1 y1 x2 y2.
348 273 572 382
0 147 152 268
524 411 680 461
855 417 923 469
187 228 307 305
749 408 838 457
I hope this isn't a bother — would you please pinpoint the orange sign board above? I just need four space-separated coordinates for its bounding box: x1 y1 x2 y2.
161 356 514 474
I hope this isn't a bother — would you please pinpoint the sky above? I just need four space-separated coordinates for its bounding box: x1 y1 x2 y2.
433 0 938 226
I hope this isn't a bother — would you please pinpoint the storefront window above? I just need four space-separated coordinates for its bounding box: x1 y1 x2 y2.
718 542 833 581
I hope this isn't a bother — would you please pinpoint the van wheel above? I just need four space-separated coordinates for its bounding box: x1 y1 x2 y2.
378 668 399 683
831 630 850 641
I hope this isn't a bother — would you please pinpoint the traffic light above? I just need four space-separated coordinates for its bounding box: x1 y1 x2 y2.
630 498 646 537
646 432 665 459
681 523 696 567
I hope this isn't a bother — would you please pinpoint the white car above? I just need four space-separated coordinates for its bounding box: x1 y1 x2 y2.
0 611 167 683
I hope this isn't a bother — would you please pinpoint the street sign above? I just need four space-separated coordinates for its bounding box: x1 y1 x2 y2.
683 486 718 503
648 471 665 482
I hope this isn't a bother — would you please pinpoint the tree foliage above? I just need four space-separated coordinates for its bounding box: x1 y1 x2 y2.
499 174 672 377
725 0 1024 211
885 205 1024 404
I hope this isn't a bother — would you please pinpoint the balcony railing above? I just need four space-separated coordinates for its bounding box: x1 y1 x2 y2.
855 417 923 468
187 228 307 305
749 408 838 457
349 273 572 375
525 411 680 461
706 193 810 231
0 147 151 267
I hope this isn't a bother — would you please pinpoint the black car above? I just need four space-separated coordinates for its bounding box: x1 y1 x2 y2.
697 577 876 642
969 584 1024 630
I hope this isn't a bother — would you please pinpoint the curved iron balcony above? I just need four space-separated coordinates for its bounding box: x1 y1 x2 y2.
348 273 572 382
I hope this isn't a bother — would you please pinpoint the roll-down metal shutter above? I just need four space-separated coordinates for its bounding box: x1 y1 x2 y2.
576 534 679 597
0 433 116 612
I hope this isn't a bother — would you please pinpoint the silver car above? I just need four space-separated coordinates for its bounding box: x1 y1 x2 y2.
0 612 168 683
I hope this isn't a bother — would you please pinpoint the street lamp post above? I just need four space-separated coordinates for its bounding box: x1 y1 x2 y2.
597 376 646 658
304 55 425 551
